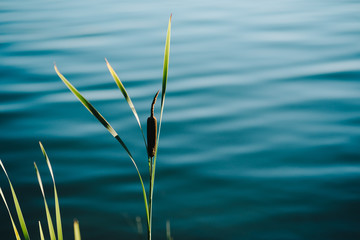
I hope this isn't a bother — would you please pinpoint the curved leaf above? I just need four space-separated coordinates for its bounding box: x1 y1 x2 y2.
105 59 148 149
54 65 133 158
34 162 56 240
0 188 21 240
73 220 81 240
55 65 149 225
39 142 63 240
149 13 172 233
0 160 30 240
39 221 45 240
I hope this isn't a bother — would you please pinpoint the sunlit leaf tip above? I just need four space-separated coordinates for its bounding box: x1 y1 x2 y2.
74 219 81 240
39 141 54 181
0 188 21 240
39 141 63 240
0 160 30 240
104 58 147 147
0 159 8 176
104 58 127 96
54 64 119 138
34 162 56 240
39 221 45 240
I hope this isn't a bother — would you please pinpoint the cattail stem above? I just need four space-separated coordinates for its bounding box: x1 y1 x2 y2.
148 156 153 240
147 91 159 240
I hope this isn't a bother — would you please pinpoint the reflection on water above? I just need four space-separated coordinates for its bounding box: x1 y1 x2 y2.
1 0 360 239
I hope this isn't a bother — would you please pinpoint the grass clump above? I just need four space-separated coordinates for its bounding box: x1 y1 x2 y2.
0 142 81 240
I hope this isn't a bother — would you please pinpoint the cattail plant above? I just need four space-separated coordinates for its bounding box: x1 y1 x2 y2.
55 15 172 240
0 15 171 240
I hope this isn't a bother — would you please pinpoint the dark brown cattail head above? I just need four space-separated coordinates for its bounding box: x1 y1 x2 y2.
147 91 159 157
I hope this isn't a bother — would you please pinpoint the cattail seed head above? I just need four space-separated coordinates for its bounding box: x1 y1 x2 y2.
147 91 159 157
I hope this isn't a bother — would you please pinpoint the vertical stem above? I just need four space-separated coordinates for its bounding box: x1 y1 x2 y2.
148 157 153 240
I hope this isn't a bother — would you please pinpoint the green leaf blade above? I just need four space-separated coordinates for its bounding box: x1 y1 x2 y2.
152 14 172 187
34 162 56 240
156 14 172 157
105 59 148 149
54 65 148 225
39 142 63 240
54 65 135 160
73 220 81 240
0 160 30 240
160 14 172 120
39 221 45 240
0 188 22 240
54 64 118 138
149 14 172 238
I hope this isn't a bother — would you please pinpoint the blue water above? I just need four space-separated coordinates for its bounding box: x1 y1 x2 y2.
1 0 360 239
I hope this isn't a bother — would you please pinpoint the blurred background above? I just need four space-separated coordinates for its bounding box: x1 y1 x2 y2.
1 0 360 239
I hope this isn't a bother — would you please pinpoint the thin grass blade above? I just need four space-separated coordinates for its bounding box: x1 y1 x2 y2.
158 14 172 140
54 65 135 161
132 157 150 227
39 221 45 240
151 14 172 191
148 14 172 236
39 142 63 240
0 188 21 240
166 220 173 240
73 220 81 240
54 65 118 137
54 65 150 226
34 162 56 240
105 59 148 149
0 160 30 240
115 149 150 226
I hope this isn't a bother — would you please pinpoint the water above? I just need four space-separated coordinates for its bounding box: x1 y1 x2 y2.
1 0 360 239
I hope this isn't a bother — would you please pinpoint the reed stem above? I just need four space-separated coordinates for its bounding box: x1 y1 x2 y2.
148 157 154 240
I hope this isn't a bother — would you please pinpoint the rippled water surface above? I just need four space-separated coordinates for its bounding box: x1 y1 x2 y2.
1 0 360 239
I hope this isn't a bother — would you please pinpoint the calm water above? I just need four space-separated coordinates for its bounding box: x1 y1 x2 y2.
1 0 360 239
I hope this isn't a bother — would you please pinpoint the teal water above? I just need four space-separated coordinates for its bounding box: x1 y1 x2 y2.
1 0 360 239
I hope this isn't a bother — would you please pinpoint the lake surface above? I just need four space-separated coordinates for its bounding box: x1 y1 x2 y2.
1 0 360 239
